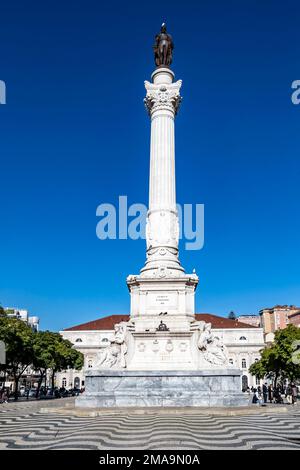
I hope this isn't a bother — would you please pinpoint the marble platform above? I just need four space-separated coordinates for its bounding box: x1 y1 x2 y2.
76 369 248 408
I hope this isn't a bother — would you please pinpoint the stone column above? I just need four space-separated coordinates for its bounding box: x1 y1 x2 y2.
141 67 184 278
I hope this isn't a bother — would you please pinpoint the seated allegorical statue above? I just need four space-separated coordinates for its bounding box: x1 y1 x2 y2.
197 321 228 366
96 321 128 369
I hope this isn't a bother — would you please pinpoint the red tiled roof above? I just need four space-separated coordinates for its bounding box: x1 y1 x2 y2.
64 313 257 331
289 310 300 319
195 314 256 329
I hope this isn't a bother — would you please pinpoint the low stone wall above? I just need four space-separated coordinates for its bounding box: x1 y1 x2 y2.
76 369 249 408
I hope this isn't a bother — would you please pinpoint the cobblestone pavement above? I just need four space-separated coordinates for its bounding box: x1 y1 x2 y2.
0 399 299 450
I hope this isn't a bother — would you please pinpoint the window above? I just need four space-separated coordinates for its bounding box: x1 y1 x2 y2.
75 338 82 342
239 336 247 341
241 358 247 368
101 338 109 342
88 360 93 368
256 376 260 385
62 377 67 387
229 358 234 365
255 358 259 362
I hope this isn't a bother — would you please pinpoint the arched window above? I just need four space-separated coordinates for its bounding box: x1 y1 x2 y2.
75 338 82 342
242 375 248 391
239 336 247 341
241 358 247 368
62 377 67 387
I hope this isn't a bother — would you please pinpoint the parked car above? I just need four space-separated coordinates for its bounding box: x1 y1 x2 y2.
59 387 69 398
68 388 80 397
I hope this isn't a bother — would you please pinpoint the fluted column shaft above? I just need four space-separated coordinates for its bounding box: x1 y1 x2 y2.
149 110 176 211
141 67 184 277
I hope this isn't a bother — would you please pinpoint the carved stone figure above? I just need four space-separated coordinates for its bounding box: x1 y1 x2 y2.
197 322 228 366
96 322 128 369
153 23 174 67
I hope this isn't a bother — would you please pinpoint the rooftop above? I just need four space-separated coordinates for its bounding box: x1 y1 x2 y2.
64 313 258 331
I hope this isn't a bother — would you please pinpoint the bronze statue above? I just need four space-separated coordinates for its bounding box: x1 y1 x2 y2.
153 23 174 68
156 320 169 332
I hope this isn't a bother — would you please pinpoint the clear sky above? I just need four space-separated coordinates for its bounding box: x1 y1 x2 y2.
0 0 299 331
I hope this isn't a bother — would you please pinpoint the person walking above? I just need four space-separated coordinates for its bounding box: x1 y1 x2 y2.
262 383 268 404
268 384 273 403
286 383 293 404
1 389 8 404
274 386 283 404
252 388 259 404
291 383 298 405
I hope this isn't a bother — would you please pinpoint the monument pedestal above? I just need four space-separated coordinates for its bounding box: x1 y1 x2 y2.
127 274 198 325
76 370 248 408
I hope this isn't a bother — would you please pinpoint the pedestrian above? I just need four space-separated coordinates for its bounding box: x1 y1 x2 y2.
1 389 8 403
252 388 259 404
274 386 283 404
291 383 298 405
286 384 293 404
268 384 273 403
262 383 268 404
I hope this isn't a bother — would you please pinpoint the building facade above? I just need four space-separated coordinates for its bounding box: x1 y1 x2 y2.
237 315 261 327
259 305 300 342
4 308 39 331
57 314 265 391
289 310 300 326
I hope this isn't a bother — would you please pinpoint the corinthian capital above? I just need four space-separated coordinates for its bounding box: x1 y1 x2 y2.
144 80 182 116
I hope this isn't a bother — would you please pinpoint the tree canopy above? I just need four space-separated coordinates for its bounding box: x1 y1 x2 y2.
249 324 300 385
0 315 84 399
0 316 34 398
32 330 83 395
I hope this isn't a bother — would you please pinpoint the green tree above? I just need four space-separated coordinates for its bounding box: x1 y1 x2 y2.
33 331 83 394
32 331 58 398
48 334 84 389
0 316 34 400
228 311 236 320
249 324 300 386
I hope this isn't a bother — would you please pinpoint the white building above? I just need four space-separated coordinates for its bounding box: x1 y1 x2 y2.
237 314 261 327
58 313 265 391
4 308 39 331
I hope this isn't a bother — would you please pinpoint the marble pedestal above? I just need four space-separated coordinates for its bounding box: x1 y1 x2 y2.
76 369 248 408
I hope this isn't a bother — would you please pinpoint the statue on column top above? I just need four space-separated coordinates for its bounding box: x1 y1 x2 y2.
153 23 174 68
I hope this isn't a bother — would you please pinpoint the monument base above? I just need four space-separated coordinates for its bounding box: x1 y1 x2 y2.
76 369 249 408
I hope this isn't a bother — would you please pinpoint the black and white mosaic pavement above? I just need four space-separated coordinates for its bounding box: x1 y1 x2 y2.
0 399 299 450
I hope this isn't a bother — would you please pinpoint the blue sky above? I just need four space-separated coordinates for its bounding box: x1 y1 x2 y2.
0 0 299 331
